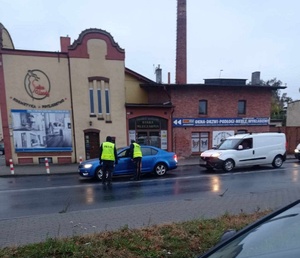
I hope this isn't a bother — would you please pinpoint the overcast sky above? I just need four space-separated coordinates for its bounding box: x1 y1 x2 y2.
1 0 300 100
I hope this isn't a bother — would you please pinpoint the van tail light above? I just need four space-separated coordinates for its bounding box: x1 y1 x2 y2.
173 154 178 163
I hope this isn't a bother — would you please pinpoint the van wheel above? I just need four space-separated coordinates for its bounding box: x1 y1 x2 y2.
223 159 235 172
272 155 283 168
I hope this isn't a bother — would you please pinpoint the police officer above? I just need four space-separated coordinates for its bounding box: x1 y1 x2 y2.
130 140 142 181
99 136 118 185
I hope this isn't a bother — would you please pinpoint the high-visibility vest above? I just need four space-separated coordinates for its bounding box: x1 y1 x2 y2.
133 143 142 158
101 142 115 161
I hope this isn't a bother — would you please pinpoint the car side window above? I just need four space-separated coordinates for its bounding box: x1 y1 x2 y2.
141 147 158 156
118 149 130 158
241 139 253 149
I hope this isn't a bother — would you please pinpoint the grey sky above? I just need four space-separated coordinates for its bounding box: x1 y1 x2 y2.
1 0 299 99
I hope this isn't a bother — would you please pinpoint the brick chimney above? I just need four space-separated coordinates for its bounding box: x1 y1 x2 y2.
175 0 187 84
60 36 70 52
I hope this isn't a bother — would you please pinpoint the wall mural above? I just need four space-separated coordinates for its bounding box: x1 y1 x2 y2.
11 110 72 152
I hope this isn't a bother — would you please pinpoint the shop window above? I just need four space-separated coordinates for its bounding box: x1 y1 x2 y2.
191 132 209 153
199 100 207 115
238 100 246 114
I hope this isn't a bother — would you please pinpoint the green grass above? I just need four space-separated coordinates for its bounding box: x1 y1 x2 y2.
0 209 271 258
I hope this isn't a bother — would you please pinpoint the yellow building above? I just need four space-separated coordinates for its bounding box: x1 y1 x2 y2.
0 24 130 165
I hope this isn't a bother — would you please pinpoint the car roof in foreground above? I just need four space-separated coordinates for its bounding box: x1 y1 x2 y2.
200 199 300 258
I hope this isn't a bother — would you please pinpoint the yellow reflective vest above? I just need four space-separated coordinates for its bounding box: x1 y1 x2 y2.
133 142 142 158
101 142 115 161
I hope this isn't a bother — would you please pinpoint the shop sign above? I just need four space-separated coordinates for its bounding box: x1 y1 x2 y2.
173 117 269 127
136 119 160 129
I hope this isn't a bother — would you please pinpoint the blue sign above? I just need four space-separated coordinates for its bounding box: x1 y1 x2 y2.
173 117 269 127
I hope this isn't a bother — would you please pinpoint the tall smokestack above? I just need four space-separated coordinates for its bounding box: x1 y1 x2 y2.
175 0 187 84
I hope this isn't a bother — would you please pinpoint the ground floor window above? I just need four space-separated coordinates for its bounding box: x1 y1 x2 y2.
191 132 209 153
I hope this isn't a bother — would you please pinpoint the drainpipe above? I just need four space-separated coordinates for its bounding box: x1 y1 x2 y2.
67 54 77 163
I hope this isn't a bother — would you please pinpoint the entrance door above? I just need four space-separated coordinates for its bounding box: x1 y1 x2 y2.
137 131 160 148
85 132 100 160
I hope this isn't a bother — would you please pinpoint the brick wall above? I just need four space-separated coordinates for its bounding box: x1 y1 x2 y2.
170 86 272 157
171 87 271 117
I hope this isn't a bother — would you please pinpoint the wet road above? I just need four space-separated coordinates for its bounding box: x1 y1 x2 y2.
0 160 300 220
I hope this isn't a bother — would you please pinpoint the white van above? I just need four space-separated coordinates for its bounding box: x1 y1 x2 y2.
200 132 286 172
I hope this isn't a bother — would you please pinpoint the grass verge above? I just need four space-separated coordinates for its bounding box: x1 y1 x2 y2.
0 209 271 258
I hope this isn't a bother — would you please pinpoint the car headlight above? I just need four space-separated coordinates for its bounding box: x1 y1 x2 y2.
211 152 221 158
83 164 93 169
295 149 300 153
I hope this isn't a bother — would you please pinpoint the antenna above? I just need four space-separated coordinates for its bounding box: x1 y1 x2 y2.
219 69 223 78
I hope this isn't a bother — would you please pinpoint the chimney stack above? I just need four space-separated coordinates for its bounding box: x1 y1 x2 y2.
175 0 187 84
251 71 261 85
60 36 70 52
155 65 162 83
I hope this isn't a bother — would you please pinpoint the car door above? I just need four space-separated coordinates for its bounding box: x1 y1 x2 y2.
235 138 255 167
115 148 134 174
141 147 158 172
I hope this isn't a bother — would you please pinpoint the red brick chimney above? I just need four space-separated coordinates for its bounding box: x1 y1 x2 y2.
175 0 187 84
60 36 70 52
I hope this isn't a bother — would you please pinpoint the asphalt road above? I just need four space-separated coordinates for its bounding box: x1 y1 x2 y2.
0 158 300 248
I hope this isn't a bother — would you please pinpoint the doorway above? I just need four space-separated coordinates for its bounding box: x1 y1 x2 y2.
137 131 160 148
84 132 100 160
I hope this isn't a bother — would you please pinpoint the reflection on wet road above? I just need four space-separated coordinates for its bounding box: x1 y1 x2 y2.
0 161 299 220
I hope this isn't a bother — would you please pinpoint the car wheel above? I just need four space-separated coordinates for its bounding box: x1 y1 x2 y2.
154 163 167 176
0 150 3 155
94 167 103 181
272 155 283 168
223 159 235 172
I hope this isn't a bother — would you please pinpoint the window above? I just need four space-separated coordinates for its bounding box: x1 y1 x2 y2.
89 88 94 114
191 132 209 153
105 89 110 115
199 100 207 115
141 147 158 156
97 88 102 114
88 77 110 120
240 139 253 149
238 100 246 114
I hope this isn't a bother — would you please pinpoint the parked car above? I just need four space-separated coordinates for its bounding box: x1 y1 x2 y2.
0 142 4 155
78 145 178 180
294 143 300 160
200 132 286 172
199 199 300 258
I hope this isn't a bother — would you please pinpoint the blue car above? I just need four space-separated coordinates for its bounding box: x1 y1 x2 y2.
78 145 178 180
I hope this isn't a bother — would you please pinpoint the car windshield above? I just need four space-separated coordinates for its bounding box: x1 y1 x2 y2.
205 203 300 258
217 139 241 150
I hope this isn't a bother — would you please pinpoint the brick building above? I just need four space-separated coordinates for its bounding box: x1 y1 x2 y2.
141 78 285 157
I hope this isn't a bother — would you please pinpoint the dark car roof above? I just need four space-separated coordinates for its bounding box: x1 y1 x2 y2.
200 199 300 258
